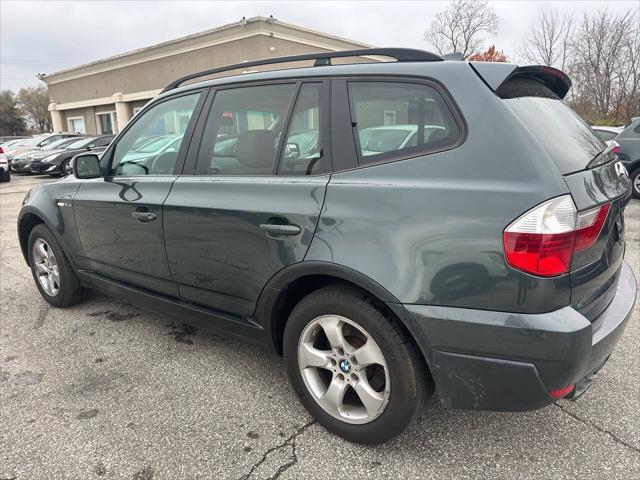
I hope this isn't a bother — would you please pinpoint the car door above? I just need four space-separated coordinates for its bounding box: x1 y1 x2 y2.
163 80 330 317
73 91 206 296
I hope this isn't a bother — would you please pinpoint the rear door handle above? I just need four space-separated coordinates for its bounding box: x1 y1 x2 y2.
259 223 301 237
131 210 157 223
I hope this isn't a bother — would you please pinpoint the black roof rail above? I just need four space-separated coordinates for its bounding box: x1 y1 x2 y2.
160 48 444 93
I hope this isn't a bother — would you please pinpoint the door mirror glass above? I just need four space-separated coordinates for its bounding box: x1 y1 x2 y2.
73 154 102 179
284 143 300 159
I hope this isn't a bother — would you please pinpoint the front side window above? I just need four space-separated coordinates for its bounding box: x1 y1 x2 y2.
110 93 200 176
348 81 460 164
194 83 296 175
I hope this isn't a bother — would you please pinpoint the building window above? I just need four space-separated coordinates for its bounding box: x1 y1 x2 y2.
383 110 397 126
67 116 86 133
96 112 117 134
133 107 143 116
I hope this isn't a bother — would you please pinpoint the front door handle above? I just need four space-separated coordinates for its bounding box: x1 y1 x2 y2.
131 209 157 223
259 222 301 237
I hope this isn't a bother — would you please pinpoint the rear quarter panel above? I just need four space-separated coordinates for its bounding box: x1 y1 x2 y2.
307 65 573 313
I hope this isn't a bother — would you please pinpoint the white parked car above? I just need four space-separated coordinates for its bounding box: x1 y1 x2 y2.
0 149 10 182
591 125 623 144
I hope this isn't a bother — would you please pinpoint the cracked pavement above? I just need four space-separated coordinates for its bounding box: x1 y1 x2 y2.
1 175 639 479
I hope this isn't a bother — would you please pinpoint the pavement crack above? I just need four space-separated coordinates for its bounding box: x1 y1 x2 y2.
554 402 639 454
33 301 50 330
237 420 315 480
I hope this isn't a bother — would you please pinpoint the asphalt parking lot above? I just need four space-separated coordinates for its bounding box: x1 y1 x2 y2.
1 174 638 480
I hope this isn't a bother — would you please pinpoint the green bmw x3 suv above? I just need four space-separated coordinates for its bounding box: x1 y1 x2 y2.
18 49 636 444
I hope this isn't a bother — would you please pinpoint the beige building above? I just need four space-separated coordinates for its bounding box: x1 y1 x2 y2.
39 16 370 135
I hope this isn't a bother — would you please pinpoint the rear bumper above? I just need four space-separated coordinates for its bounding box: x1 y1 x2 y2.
405 260 636 411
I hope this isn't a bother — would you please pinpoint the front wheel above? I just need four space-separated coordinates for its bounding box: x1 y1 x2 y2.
283 285 432 444
28 224 90 307
59 159 71 176
630 168 640 199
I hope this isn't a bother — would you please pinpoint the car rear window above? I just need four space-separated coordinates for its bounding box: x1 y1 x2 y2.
498 77 605 174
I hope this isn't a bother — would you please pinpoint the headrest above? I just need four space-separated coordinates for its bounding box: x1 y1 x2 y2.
236 130 276 168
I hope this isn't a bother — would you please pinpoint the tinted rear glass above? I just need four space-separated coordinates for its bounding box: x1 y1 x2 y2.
502 83 605 174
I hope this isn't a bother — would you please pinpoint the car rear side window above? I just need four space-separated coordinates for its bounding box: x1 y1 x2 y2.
347 81 460 164
194 84 296 175
278 83 323 176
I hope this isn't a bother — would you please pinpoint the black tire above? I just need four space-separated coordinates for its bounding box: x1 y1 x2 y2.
28 224 90 307
59 158 70 176
283 285 432 444
0 170 9 182
630 168 640 199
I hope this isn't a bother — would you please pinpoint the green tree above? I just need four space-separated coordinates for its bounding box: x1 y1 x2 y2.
0 90 27 136
18 85 51 133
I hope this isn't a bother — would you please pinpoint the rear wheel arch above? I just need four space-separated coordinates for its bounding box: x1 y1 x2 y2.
254 262 433 367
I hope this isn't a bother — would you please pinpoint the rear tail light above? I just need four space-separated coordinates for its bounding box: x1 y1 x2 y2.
611 145 620 154
0 147 4 154
548 384 575 398
503 195 611 277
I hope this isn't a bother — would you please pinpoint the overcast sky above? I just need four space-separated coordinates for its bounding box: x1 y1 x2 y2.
1 0 637 91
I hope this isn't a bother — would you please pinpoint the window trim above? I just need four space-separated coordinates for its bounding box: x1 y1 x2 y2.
101 89 208 178
345 77 466 167
180 77 332 177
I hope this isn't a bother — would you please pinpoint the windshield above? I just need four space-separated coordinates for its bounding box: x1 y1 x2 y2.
503 96 604 174
42 138 76 150
66 137 96 149
21 136 46 147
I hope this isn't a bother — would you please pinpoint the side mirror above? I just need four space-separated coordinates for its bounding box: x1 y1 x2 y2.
73 153 102 179
284 142 300 159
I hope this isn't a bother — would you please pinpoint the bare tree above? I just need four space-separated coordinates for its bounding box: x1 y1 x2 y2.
425 0 498 59
569 9 638 122
613 19 640 121
17 85 51 133
518 8 574 71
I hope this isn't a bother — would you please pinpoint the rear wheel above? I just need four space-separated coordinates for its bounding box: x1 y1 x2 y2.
28 224 90 307
0 170 9 182
283 285 431 444
630 168 640 199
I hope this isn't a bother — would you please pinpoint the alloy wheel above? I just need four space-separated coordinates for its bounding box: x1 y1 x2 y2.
297 314 390 424
32 238 60 296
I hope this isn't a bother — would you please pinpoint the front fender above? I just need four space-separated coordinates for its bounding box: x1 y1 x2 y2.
17 180 82 265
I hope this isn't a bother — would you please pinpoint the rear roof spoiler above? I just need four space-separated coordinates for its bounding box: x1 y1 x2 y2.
470 62 572 99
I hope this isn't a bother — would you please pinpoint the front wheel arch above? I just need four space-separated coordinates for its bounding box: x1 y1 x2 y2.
18 212 45 265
